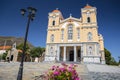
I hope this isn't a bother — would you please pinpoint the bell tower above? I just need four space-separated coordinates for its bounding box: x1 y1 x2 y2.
81 4 97 25
48 9 63 27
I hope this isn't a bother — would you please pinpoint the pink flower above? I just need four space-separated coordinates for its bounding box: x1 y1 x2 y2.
59 67 65 72
43 63 80 80
53 71 59 76
75 77 80 80
68 67 72 72
51 65 56 70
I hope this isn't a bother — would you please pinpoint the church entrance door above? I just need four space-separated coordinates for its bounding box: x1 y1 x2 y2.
69 50 74 61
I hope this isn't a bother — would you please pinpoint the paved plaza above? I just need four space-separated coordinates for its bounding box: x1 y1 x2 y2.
0 62 120 80
87 64 120 80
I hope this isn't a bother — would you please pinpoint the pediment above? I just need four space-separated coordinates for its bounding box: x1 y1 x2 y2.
60 17 81 23
61 18 81 28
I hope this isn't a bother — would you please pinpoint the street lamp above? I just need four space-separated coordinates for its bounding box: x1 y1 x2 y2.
17 7 37 80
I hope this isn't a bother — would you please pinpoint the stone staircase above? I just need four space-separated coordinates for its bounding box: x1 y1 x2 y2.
0 62 91 80
76 64 91 80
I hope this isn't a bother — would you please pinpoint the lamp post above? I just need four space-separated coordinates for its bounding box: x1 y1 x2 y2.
17 7 37 80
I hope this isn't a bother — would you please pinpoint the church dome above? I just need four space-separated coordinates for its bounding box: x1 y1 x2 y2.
52 9 61 13
84 4 93 8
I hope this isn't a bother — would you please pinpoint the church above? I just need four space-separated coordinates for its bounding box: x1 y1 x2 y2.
44 4 105 64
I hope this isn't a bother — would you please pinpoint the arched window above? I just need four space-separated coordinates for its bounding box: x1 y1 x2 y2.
68 24 73 40
52 21 55 26
61 29 64 40
51 34 54 42
88 32 92 41
87 17 90 23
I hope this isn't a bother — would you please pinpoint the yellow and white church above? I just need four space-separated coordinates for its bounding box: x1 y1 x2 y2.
44 4 105 64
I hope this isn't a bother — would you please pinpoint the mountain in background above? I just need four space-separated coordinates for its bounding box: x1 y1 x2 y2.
0 36 34 48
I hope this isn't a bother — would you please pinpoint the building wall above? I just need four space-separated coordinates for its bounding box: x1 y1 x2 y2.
45 5 105 64
0 50 6 55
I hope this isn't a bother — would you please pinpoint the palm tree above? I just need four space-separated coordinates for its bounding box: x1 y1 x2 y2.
16 43 31 62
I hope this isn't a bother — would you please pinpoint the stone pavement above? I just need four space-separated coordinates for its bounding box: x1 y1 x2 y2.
87 64 120 73
0 62 90 80
0 62 120 80
87 64 120 80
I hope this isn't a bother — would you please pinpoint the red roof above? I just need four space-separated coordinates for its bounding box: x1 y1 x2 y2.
0 46 11 50
84 4 93 8
52 9 61 13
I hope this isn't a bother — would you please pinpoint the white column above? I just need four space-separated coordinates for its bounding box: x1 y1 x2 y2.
57 46 60 61
74 46 77 62
63 46 66 61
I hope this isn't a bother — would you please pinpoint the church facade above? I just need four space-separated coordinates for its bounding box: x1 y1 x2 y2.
45 4 105 64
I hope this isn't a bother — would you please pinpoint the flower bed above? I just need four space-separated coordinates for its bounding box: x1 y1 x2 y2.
35 63 80 80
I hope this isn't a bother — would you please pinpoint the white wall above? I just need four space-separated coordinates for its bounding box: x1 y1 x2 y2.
0 50 6 55
83 57 100 63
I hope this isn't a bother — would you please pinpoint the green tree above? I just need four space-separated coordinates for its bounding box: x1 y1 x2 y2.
30 47 45 58
17 43 30 52
0 52 8 61
2 53 8 60
0 54 2 61
104 48 118 65
118 56 120 64
17 43 31 55
104 48 111 65
16 43 31 61
110 57 118 65
0 49 10 61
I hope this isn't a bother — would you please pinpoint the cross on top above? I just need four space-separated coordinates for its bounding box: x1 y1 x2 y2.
56 8 59 10
70 13 72 17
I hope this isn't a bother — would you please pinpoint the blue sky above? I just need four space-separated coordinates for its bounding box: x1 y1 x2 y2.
0 0 120 61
